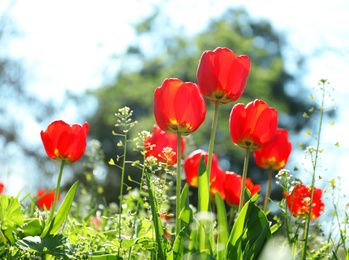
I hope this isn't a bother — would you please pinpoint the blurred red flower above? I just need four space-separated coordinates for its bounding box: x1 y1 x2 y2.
209 167 227 200
224 171 261 206
145 125 186 166
284 184 325 221
37 189 61 210
253 128 292 170
41 120 89 163
197 47 251 104
183 149 219 187
154 78 206 136
229 99 278 151
0 182 4 195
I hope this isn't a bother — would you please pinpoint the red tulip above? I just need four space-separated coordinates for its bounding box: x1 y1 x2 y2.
154 78 206 136
36 189 61 210
209 167 227 200
197 47 251 104
253 128 292 170
0 182 4 195
41 120 89 163
183 149 220 187
145 125 186 166
284 184 324 221
224 171 261 206
229 99 278 151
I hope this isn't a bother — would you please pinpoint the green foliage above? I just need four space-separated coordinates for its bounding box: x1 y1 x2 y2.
225 193 271 260
0 195 24 230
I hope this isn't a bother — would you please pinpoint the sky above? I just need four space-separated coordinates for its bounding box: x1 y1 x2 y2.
2 0 349 217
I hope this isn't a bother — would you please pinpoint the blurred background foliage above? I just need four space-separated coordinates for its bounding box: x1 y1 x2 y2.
82 7 310 204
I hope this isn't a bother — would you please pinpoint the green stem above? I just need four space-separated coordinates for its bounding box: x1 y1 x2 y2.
263 168 273 212
302 80 326 260
175 132 182 237
238 148 250 213
206 101 220 183
47 160 65 225
118 133 127 239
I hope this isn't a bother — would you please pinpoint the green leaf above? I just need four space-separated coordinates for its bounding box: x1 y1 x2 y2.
197 156 213 253
41 181 79 238
22 218 44 237
0 195 24 230
179 206 192 225
17 234 69 257
198 156 209 213
225 193 271 260
49 181 79 236
270 222 283 235
215 192 229 260
145 171 167 260
172 226 187 260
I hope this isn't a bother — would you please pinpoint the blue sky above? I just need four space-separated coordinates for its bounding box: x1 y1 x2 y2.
2 0 349 215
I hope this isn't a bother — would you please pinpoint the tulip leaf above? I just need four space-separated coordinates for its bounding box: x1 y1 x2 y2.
215 192 229 260
198 156 209 213
197 155 213 253
41 181 79 238
225 192 271 260
0 195 24 230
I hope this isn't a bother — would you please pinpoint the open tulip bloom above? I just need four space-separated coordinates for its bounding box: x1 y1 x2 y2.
41 120 89 163
154 78 206 236
253 128 292 211
197 47 251 105
229 99 278 212
196 48 251 212
154 78 206 136
41 120 89 229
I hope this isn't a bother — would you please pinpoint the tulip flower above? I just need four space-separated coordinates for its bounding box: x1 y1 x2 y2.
145 125 185 166
224 171 260 206
253 128 292 211
183 149 220 187
253 128 292 170
154 78 206 136
229 99 278 151
229 99 277 212
40 120 89 233
41 120 89 163
154 78 206 236
284 184 324 221
0 182 4 195
209 167 227 200
37 189 61 210
197 47 251 104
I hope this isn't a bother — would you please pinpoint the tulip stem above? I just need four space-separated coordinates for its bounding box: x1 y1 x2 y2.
175 132 182 237
238 148 250 213
263 167 273 212
47 160 65 229
207 102 220 185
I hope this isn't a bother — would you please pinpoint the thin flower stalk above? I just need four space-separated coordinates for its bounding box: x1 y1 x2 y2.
263 167 273 212
206 101 220 187
302 80 326 260
238 148 250 213
175 132 182 236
